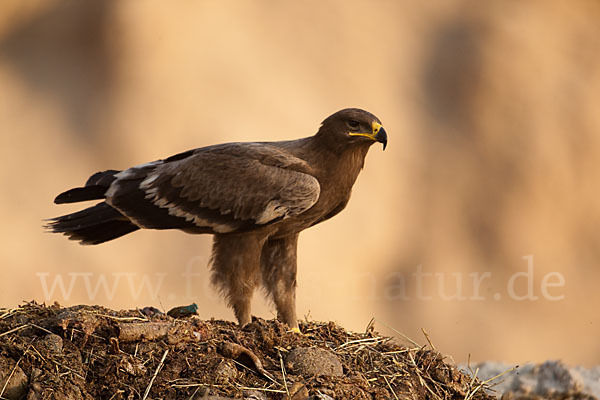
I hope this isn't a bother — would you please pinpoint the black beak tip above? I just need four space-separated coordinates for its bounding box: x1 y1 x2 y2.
376 127 388 150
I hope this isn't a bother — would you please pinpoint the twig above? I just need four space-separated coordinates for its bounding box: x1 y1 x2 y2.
97 314 148 322
365 317 376 334
157 296 167 315
142 349 169 400
336 336 387 350
382 349 411 355
107 389 125 400
29 323 54 335
383 375 399 400
484 365 518 386
170 382 218 388
0 308 20 320
421 328 436 351
0 324 29 338
408 351 443 400
278 351 289 397
0 343 32 398
188 386 201 400
49 359 85 379
374 318 420 347
235 386 286 394
464 365 518 400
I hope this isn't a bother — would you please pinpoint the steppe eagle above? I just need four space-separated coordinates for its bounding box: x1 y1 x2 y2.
46 108 387 330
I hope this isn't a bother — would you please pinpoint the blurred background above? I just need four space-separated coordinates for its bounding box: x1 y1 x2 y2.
1 0 599 366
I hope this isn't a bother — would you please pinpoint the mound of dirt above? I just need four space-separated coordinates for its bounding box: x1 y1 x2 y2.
0 302 494 400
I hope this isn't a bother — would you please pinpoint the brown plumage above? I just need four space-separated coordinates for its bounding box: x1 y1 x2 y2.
46 108 387 329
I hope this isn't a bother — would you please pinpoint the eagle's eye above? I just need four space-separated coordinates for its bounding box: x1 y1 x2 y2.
347 120 360 129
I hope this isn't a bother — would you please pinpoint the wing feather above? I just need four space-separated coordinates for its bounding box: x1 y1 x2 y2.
107 143 320 233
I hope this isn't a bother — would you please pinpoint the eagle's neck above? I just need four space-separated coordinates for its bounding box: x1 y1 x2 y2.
275 134 372 191
306 134 372 192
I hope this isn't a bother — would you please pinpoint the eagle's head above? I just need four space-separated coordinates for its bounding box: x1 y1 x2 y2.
318 108 388 151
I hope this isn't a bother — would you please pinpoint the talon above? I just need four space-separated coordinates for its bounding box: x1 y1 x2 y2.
288 327 302 334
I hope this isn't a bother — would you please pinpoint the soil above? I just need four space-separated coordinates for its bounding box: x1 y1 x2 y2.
0 302 495 399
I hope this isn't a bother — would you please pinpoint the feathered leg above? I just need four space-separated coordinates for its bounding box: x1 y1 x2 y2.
261 234 299 329
210 233 264 326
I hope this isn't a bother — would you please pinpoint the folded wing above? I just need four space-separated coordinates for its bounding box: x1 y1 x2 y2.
106 143 321 233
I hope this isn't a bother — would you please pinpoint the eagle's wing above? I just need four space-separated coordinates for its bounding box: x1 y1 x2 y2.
105 143 320 233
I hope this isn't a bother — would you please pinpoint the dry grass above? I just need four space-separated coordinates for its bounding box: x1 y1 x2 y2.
0 302 496 399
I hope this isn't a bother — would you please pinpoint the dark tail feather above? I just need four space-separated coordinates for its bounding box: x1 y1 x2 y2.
54 186 107 204
45 202 139 245
54 169 120 204
64 220 139 245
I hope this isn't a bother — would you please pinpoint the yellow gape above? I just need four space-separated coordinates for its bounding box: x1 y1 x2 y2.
349 121 384 141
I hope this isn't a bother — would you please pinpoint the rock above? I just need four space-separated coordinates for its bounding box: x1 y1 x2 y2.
574 366 600 400
286 347 343 377
140 306 163 317
0 356 28 400
37 333 64 354
243 389 268 399
214 359 238 384
533 360 584 395
465 360 599 399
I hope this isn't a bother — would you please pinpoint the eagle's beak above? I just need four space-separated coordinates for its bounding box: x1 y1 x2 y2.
349 121 388 150
373 122 388 151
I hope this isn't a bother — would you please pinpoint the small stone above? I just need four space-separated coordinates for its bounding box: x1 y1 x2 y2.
140 306 163 317
37 333 64 354
214 359 238 384
534 360 584 395
243 389 267 399
286 347 343 377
